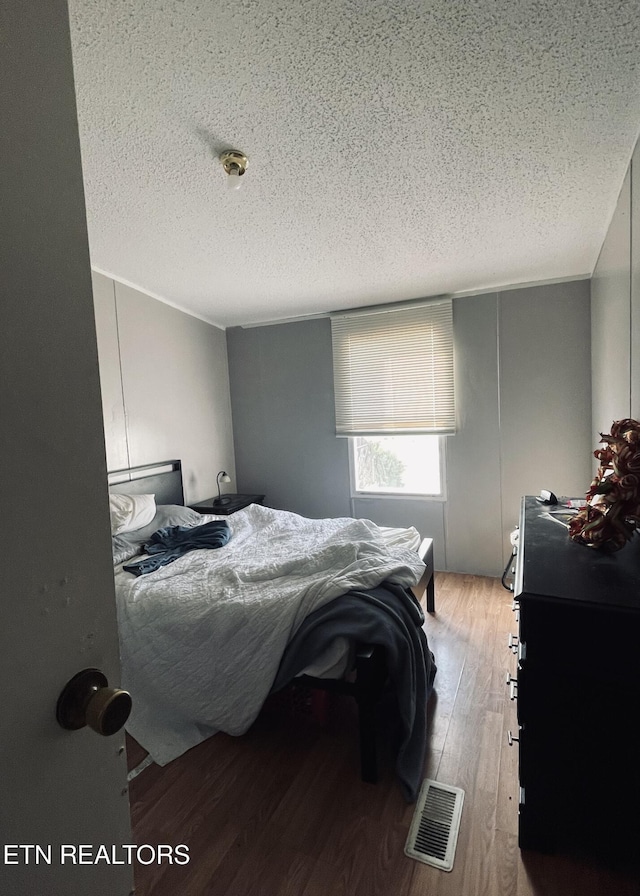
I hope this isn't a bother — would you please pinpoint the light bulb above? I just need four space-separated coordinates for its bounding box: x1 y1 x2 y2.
227 167 242 191
220 150 248 190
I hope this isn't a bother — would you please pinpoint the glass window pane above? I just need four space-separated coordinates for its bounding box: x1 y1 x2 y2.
352 435 442 495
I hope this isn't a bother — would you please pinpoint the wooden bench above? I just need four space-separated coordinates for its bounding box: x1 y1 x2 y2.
412 537 435 614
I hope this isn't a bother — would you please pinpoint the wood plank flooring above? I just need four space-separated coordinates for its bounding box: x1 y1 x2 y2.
127 573 640 895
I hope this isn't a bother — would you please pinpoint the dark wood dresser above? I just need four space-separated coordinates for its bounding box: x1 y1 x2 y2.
513 496 640 863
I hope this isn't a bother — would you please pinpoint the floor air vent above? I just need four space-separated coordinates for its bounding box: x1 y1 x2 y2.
404 779 464 871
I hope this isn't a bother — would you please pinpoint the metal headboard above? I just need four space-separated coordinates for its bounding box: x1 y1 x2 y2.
108 459 184 506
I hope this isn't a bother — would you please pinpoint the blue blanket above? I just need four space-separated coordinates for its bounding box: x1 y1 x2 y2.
271 582 436 802
123 521 231 576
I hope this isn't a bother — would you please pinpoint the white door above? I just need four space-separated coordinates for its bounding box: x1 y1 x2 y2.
0 2 134 894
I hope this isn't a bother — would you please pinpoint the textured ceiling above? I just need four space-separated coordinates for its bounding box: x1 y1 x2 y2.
69 0 640 328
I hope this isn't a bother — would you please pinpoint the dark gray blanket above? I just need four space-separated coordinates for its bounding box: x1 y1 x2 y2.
272 582 436 802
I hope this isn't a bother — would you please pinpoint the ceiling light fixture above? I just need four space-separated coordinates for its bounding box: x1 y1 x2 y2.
219 150 248 191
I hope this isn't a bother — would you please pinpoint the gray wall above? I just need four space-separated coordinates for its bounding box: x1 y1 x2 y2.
226 319 353 520
92 272 235 502
591 140 640 438
227 280 592 577
445 293 502 574
498 282 592 557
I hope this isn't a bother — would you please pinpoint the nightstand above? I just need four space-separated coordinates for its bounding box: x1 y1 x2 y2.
188 494 265 515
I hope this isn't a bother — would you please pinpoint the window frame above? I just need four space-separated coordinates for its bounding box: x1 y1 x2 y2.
348 434 447 502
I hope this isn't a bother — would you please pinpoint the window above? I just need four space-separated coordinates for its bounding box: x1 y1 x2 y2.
351 434 444 497
331 299 453 499
331 299 455 436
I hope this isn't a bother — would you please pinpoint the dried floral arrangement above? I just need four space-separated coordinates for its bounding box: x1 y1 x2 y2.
568 418 640 551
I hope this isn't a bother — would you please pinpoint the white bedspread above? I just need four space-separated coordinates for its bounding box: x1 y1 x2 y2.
114 504 424 765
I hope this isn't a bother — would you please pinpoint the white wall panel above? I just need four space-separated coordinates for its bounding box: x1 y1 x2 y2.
113 282 235 503
631 144 640 420
591 169 631 437
91 271 128 471
92 277 235 502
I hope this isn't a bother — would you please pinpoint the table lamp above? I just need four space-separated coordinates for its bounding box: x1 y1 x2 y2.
214 470 231 505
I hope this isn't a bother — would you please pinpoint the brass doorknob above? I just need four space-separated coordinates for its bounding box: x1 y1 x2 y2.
56 668 132 736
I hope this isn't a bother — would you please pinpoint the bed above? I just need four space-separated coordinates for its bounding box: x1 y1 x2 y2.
108 459 436 801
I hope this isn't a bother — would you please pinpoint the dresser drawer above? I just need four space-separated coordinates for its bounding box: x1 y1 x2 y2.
517 598 640 685
518 788 557 855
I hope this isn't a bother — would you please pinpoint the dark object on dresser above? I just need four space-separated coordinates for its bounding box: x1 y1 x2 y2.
513 496 640 864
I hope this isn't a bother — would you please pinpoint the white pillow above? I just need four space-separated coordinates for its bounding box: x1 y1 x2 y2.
109 493 156 535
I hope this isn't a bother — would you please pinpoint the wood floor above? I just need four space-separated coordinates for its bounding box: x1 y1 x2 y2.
127 572 640 895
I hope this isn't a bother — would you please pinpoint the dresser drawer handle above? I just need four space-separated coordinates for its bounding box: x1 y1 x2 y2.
507 729 520 745
508 633 519 653
505 673 518 700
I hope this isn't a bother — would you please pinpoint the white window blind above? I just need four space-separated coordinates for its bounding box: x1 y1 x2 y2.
331 299 455 436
